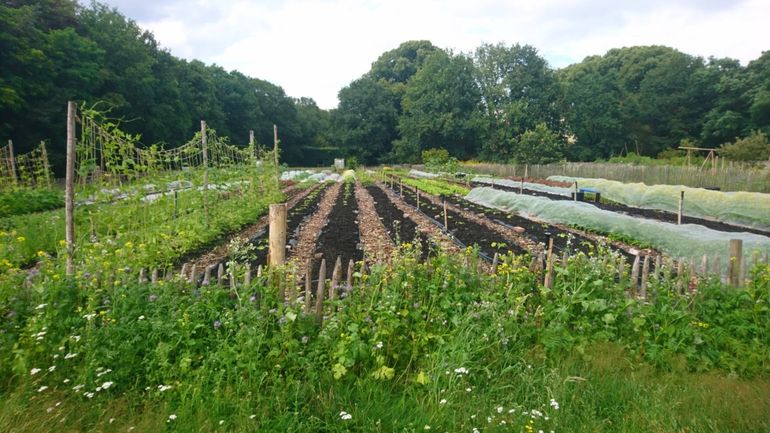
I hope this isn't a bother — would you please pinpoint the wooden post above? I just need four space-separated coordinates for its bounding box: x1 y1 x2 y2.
244 269 252 286
189 265 198 286
39 141 51 189
217 263 224 286
65 101 76 276
544 238 555 289
491 253 499 273
180 263 188 280
257 265 263 277
7 140 17 186
676 260 685 293
203 265 212 285
273 124 279 180
443 199 448 231
677 191 684 225
640 255 650 299
330 256 342 302
573 181 578 201
315 259 326 324
201 120 209 220
138 268 147 283
268 203 287 266
519 178 523 194
700 254 708 276
654 255 662 281
346 259 355 292
249 129 255 156
399 179 403 197
524 164 528 179
728 239 742 287
151 269 159 284
304 260 313 314
173 190 178 219
416 189 420 209
712 256 721 281
630 254 640 291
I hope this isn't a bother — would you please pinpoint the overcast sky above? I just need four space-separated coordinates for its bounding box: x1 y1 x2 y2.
100 0 769 109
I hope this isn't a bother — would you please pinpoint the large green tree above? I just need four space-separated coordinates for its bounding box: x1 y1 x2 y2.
395 51 482 162
473 43 561 161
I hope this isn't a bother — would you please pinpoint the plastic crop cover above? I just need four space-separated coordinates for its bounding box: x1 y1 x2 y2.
466 187 770 268
548 176 770 229
473 176 572 196
409 169 439 179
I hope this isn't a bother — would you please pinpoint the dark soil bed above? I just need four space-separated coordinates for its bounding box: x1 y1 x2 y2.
312 182 363 279
475 181 770 238
385 183 526 260
367 185 431 260
243 183 331 270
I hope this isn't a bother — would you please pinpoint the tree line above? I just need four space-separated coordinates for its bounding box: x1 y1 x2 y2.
1 0 332 172
336 41 770 165
2 1 769 173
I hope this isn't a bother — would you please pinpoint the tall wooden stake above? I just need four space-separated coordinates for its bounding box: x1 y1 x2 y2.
273 124 279 181
65 101 76 276
443 199 448 231
201 120 209 220
315 259 326 325
7 140 17 186
40 141 51 189
728 239 742 287
677 191 684 225
544 237 555 289
269 203 287 266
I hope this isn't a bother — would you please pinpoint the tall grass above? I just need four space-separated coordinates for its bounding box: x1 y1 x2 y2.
467 161 770 193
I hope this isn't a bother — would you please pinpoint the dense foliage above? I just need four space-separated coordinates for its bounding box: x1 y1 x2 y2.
1 246 769 431
2 2 769 169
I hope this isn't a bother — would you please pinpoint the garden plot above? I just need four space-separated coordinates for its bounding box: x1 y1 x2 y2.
473 176 770 237
375 182 465 258
467 186 770 269
366 184 431 259
310 181 363 279
384 182 527 260
445 193 641 261
178 183 315 272
354 183 395 261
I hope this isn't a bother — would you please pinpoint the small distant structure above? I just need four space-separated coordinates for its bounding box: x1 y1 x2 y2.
678 146 719 170
334 158 345 170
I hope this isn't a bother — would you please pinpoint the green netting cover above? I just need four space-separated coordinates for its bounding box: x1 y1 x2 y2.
548 176 770 229
466 187 770 268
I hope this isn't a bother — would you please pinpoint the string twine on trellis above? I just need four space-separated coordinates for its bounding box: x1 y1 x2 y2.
76 106 253 185
0 142 53 190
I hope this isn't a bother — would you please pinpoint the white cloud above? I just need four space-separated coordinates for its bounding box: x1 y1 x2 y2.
100 0 770 109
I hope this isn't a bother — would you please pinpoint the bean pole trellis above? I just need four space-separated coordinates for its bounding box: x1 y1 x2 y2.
63 100 278 275
0 140 53 191
75 104 255 186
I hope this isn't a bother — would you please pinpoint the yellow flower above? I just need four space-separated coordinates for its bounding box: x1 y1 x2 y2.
16 236 25 242
59 240 67 247
124 242 133 249
37 251 47 257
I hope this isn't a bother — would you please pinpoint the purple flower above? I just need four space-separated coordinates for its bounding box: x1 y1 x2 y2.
213 320 222 329
249 295 257 303
83 272 91 279
148 294 157 302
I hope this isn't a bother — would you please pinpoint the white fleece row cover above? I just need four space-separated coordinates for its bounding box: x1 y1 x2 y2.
472 176 573 196
546 176 770 230
466 186 770 268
